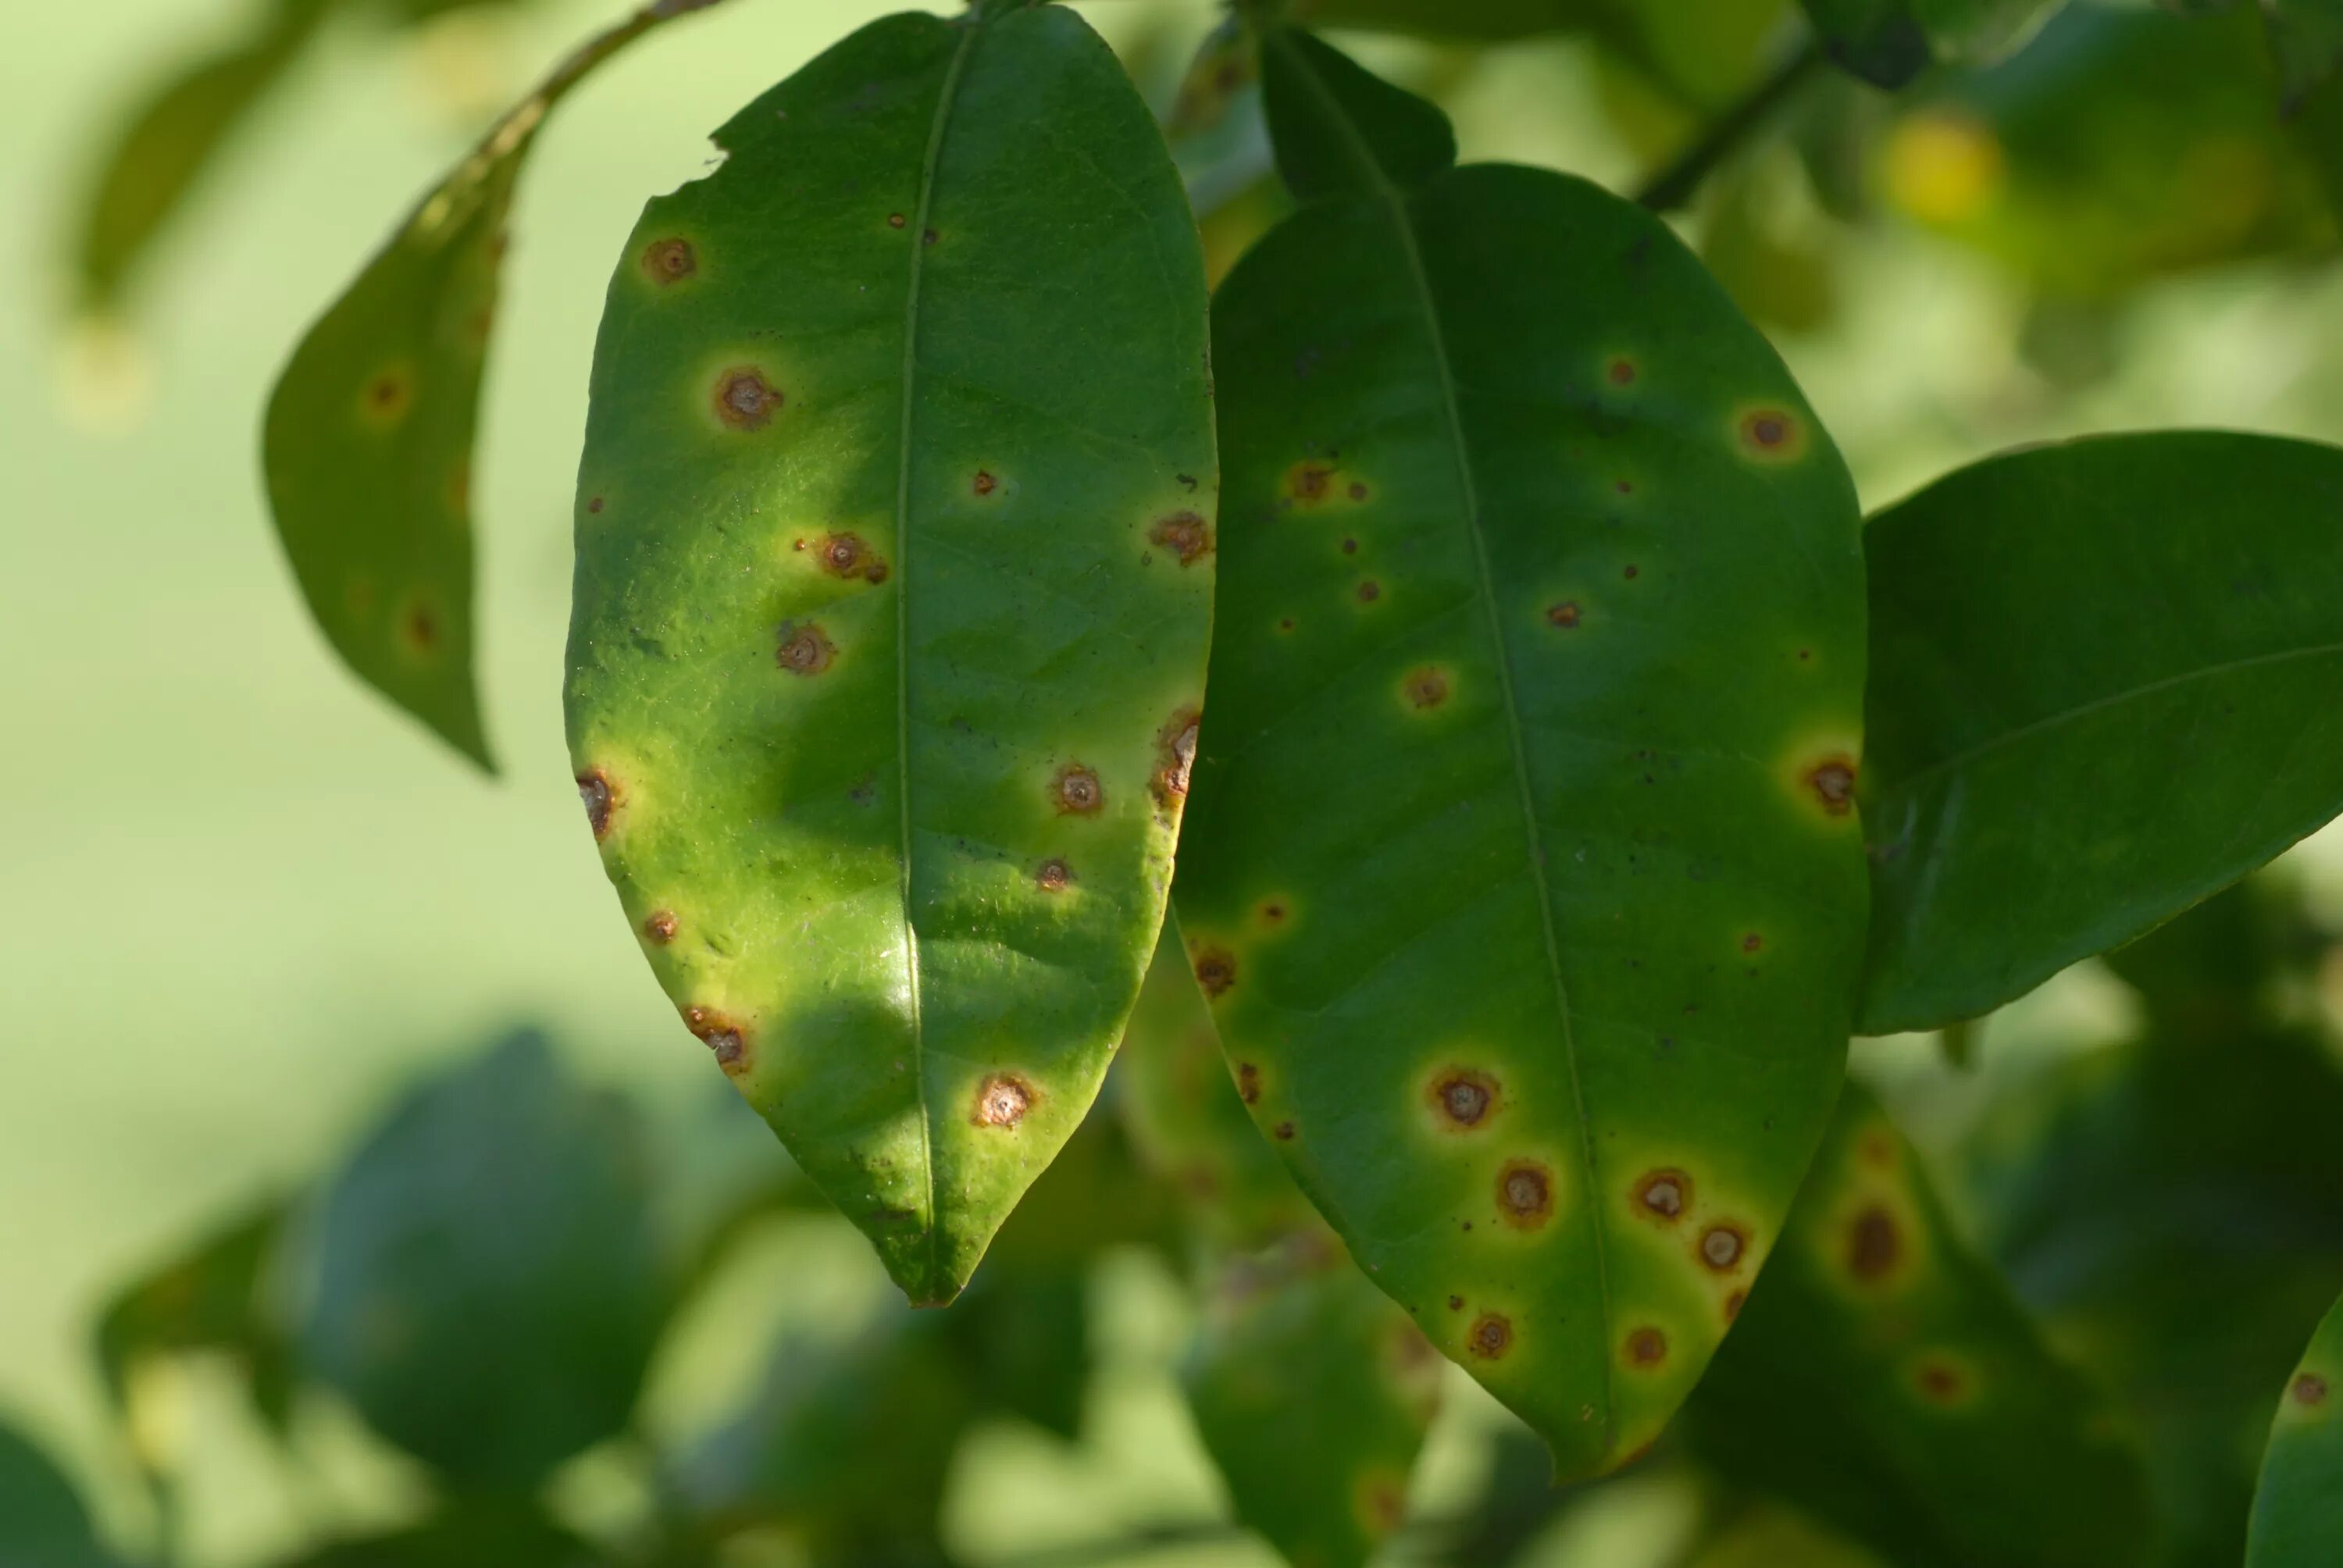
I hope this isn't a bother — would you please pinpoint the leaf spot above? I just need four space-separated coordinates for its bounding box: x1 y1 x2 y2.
1192 945 1236 998
1497 1160 1553 1228
815 531 888 584
1847 1205 1902 1281
972 469 998 497
714 367 780 430
576 769 616 841
1035 857 1072 893
776 622 835 675
2295 1373 2329 1406
1637 1169 1690 1221
1806 755 1857 816
684 1006 749 1076
1625 1327 1668 1368
973 1071 1034 1128
1052 763 1104 815
1428 1070 1499 1130
1547 600 1582 630
1148 511 1213 565
1400 667 1450 711
643 910 678 944
1236 1062 1261 1104
1467 1313 1512 1359
640 238 696 285
1699 1224 1747 1271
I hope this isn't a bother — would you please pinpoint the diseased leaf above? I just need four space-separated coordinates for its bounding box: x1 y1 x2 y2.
2248 1291 2343 1568
1118 918 1318 1252
1856 432 2343 1034
564 2 1214 1306
297 1030 667 1489
1968 1017 2343 1565
74 0 332 311
1801 0 2064 88
1174 27 1869 1477
1183 1238 1443 1568
265 0 715 771
1688 1080 2152 1568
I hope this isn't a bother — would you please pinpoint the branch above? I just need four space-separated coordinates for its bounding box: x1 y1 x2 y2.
1634 40 1828 214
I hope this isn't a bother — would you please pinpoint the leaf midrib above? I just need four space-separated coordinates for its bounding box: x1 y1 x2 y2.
1271 30 1616 1445
897 12 987 1299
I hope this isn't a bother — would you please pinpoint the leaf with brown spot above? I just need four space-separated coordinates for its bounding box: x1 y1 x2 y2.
565 1 1214 1308
2251 1290 2343 1568
265 3 722 772
1687 1081 2152 1568
1174 27 1867 1481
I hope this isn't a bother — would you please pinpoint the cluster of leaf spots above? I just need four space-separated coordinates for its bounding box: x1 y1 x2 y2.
562 0 1214 1306
1170 24 1870 1479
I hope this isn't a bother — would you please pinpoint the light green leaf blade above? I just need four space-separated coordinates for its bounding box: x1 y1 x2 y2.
565 2 1215 1306
2248 1292 2343 1566
1856 431 2343 1034
1800 0 2065 88
1175 27 1869 1477
1688 1080 2153 1568
264 1 708 772
73 0 331 312
1183 1239 1443 1568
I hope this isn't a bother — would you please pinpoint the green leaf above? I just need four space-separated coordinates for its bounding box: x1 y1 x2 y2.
1856 432 2343 1034
1688 1079 2152 1568
1183 1238 1444 1568
73 0 332 312
297 1029 667 1490
564 2 1215 1306
2263 0 2343 111
2248 1291 2343 1568
1286 0 1607 43
271 1500 606 1567
264 0 712 772
1118 918 1318 1253
0 1419 119 1568
1174 27 1869 1478
1969 1025 2343 1564
1800 0 2064 88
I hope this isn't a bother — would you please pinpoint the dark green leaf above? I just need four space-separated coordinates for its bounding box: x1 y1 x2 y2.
564 1 1214 1306
266 0 714 771
1800 0 2063 88
73 0 331 311
0 1418 118 1568
1969 1028 2343 1565
2248 1291 2343 1568
297 1029 666 1489
1856 432 2343 1033
1182 1238 1443 1568
2263 0 2343 110
1175 27 1870 1479
272 1499 606 1567
1689 1080 2152 1568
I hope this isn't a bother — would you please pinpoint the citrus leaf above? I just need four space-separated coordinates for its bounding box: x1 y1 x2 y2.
297 1030 667 1489
0 1419 122 1568
264 0 719 772
564 0 1215 1306
1183 1238 1443 1568
1689 1080 2153 1568
2248 1290 2343 1567
1856 432 2343 1034
1800 0 2064 88
1173 27 1869 1478
73 0 332 312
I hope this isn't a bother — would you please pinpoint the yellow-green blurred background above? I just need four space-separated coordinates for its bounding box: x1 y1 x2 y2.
11 0 2343 1563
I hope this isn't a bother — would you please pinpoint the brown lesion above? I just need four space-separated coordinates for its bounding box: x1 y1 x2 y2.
2295 1373 2331 1406
683 1006 750 1077
1496 1160 1553 1228
1467 1312 1512 1360
1234 1061 1261 1104
1738 405 1807 462
1152 708 1201 807
1634 1168 1692 1223
814 530 887 584
1624 1327 1668 1369
1428 1069 1500 1130
1546 601 1582 630
393 593 441 662
576 768 619 841
1401 667 1451 711
1912 1353 1970 1406
639 237 697 285
1148 511 1213 565
1191 944 1236 999
1034 857 1072 893
1805 754 1858 817
712 367 780 431
1846 1203 1903 1283
642 910 679 944
1051 763 1104 816
973 1071 1036 1128
972 469 998 497
358 362 414 426
1698 1224 1749 1273
776 622 835 675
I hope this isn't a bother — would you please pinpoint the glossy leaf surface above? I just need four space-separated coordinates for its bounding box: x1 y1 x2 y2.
1801 0 2063 87
1857 432 2343 1033
265 1 708 770
297 1030 666 1488
565 1 1214 1306
1175 27 1869 1477
1183 1239 1443 1568
2248 1291 2343 1567
1689 1080 2152 1567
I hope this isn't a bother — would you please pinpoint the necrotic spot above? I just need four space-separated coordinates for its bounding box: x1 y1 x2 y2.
2295 1374 2329 1406
1806 756 1857 816
1035 857 1072 893
1699 1225 1746 1271
1357 580 1382 603
643 910 678 944
1467 1313 1512 1359
974 1072 1034 1128
1192 946 1236 998
1847 1205 1902 1281
1154 710 1200 805
815 531 887 584
972 469 997 497
1637 1169 1691 1221
1429 1070 1498 1129
1052 764 1103 815
1236 1062 1260 1104
684 1006 748 1075
1401 668 1450 711
640 238 696 285
576 770 615 841
1548 601 1582 630
1913 1356 1967 1404
1148 511 1213 565
1739 407 1806 461
713 368 779 430
1274 1121 1295 1140
1497 1160 1553 1228
1625 1327 1667 1368
776 622 834 675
